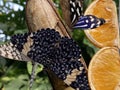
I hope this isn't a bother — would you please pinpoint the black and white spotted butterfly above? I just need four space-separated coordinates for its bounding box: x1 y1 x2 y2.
0 28 90 90
69 0 84 24
69 0 106 29
73 15 106 29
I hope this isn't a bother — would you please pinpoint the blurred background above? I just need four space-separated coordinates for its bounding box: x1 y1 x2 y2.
0 0 119 90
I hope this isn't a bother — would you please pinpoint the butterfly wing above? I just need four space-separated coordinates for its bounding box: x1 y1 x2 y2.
0 42 22 61
0 42 32 61
0 32 33 61
74 15 106 29
69 0 84 24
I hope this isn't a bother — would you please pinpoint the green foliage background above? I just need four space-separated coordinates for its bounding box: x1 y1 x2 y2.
0 0 119 90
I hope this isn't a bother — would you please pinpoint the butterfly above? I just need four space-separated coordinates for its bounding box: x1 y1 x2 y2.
69 0 106 29
73 15 106 29
0 28 90 90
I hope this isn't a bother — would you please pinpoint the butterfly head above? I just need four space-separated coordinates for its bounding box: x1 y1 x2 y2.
99 18 106 25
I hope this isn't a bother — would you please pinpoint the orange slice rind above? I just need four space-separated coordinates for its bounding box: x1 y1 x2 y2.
84 0 119 48
88 47 120 90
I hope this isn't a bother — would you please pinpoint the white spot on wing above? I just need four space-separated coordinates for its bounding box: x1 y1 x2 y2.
76 20 85 24
78 1 81 7
97 20 101 25
72 14 76 23
77 8 80 16
90 18 95 22
71 8 74 13
69 0 73 4
72 2 76 7
75 24 88 28
90 23 95 28
86 20 89 23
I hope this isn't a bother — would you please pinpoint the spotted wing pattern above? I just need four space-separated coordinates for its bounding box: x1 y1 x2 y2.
69 0 84 24
0 42 23 60
0 28 90 90
0 32 33 61
0 42 32 61
74 15 106 29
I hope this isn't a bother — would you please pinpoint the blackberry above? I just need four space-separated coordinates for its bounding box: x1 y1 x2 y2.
60 37 81 58
70 68 90 90
11 32 30 52
31 28 61 46
10 28 90 90
27 28 62 65
47 37 83 80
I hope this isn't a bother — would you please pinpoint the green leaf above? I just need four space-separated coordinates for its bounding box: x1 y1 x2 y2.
27 62 43 76
0 57 6 68
4 75 28 90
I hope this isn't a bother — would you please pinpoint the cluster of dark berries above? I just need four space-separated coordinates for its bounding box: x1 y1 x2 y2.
31 28 61 45
11 32 30 52
55 37 81 62
10 28 90 90
50 57 90 90
70 67 90 90
11 28 82 77
26 28 81 67
27 28 61 65
51 59 83 79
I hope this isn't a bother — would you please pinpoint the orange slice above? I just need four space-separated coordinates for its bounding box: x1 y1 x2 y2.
88 47 120 90
84 0 119 48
